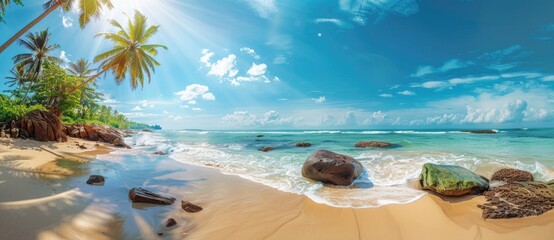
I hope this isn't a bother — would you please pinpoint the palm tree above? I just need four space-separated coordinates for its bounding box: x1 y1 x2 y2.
13 29 61 80
0 0 113 54
68 58 100 119
69 10 167 94
68 58 95 78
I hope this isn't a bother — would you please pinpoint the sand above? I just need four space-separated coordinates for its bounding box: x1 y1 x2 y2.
1 138 553 240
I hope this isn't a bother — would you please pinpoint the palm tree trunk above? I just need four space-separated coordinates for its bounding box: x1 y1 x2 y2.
0 1 62 54
21 81 33 103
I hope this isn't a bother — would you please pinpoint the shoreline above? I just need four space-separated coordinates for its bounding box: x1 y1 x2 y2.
1 138 553 240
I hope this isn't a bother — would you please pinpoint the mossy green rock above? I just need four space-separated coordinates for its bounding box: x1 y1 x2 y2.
419 163 489 196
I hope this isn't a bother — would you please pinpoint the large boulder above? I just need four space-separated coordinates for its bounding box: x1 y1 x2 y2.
294 142 312 147
419 163 489 196
354 141 392 148
302 149 363 186
491 168 534 183
84 124 100 141
128 187 176 205
20 110 67 142
478 181 554 219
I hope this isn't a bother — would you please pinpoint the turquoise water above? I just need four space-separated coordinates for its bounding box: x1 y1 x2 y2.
124 128 554 207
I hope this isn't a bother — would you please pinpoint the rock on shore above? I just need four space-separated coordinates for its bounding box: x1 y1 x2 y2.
419 163 489 196
302 149 363 186
20 110 67 142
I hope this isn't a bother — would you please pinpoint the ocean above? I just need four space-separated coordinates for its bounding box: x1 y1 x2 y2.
121 128 554 208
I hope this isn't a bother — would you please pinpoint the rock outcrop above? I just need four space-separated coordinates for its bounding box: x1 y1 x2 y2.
354 141 392 148
419 163 489 196
20 110 67 142
294 142 312 147
302 149 363 186
128 187 176 205
491 168 534 183
461 130 497 134
65 123 129 148
478 181 554 219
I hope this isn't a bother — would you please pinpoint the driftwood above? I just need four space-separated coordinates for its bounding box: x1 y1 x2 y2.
181 201 203 213
128 187 176 205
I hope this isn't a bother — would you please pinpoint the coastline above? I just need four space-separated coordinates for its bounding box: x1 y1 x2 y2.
0 138 553 240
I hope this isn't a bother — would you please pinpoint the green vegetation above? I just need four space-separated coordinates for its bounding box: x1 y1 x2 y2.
1 10 165 130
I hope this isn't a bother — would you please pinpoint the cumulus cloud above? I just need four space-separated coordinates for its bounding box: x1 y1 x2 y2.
462 100 527 124
542 75 554 82
312 96 326 103
132 106 143 111
222 110 291 127
247 63 267 76
243 0 277 19
200 48 279 86
62 15 73 28
379 93 393 97
412 72 544 89
240 47 260 59
208 54 237 77
411 59 472 78
175 84 216 104
397 90 415 96
59 51 71 64
192 107 202 111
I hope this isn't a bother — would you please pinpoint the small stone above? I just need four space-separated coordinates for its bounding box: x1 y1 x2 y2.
354 141 393 148
166 218 177 227
79 145 88 149
157 232 163 236
259 146 274 152
256 135 264 137
181 201 203 213
86 175 105 185
153 151 166 155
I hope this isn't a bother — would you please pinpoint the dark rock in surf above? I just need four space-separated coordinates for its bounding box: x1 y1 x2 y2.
294 142 312 147
461 129 497 134
259 146 274 152
86 175 105 185
301 149 363 186
153 151 166 155
128 187 176 205
354 141 392 148
256 135 264 137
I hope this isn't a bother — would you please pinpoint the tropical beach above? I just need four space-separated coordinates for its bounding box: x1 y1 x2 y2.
1 0 554 240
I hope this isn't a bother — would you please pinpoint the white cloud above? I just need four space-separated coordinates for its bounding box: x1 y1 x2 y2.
200 49 214 67
139 100 155 108
98 93 119 105
244 0 277 19
448 75 500 85
223 110 291 127
273 54 287 64
411 59 472 78
192 107 202 111
202 92 216 100
462 100 527 124
542 75 554 82
208 54 237 77
339 0 420 25
240 47 261 59
62 15 73 28
397 90 415 96
222 111 258 126
132 106 143 111
379 93 393 97
247 63 267 76
500 72 542 79
415 81 449 89
314 18 348 28
59 51 71 64
312 96 326 103
175 84 216 104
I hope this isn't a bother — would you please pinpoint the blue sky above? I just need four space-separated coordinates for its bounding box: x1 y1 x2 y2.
1 0 554 130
